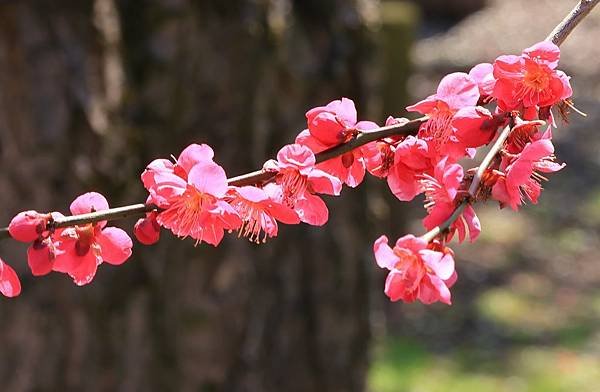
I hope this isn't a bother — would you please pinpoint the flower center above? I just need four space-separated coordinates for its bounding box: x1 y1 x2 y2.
278 170 308 207
524 67 550 92
157 186 215 241
232 199 274 244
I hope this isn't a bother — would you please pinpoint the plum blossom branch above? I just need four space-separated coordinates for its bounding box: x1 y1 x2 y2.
0 117 426 240
545 0 600 46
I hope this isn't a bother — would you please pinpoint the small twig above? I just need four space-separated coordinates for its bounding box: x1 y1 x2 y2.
546 0 600 46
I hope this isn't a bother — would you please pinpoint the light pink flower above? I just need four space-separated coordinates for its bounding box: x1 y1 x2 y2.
420 159 481 242
373 235 456 305
227 184 300 243
264 144 342 226
493 41 572 110
492 138 564 210
52 192 133 286
142 144 242 245
0 257 21 298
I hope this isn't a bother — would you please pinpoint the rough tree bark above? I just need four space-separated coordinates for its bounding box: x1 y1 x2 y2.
0 0 390 391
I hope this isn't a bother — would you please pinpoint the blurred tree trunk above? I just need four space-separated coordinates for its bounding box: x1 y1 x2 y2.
0 0 386 391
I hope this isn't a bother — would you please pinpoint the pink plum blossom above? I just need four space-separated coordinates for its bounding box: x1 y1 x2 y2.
142 143 242 245
492 138 564 210
373 235 456 305
298 97 380 187
263 144 342 226
493 41 572 110
51 192 133 286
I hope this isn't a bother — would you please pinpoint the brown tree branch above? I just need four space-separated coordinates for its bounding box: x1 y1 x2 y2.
546 0 600 46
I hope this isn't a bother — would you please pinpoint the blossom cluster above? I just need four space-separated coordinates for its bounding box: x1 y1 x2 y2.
0 41 572 303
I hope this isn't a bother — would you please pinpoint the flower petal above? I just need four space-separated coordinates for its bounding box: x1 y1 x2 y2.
97 227 133 265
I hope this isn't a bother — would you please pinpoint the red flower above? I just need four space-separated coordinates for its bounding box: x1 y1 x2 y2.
52 193 133 286
493 41 572 110
374 235 456 305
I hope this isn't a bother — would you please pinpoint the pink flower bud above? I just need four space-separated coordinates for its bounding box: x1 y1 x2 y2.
134 213 160 245
8 210 50 242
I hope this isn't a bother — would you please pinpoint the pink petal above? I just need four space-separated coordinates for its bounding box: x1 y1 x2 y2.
97 227 133 265
469 63 495 96
0 258 21 298
308 169 343 196
387 164 421 202
419 274 452 305
325 97 357 126
523 41 560 68
463 205 481 242
177 144 215 174
406 94 438 115
420 249 454 280
188 162 228 197
395 234 427 253
69 251 101 286
27 240 54 276
308 111 345 145
435 72 480 110
384 270 412 302
373 235 397 270
294 193 329 226
235 186 269 203
70 192 109 215
277 144 316 171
